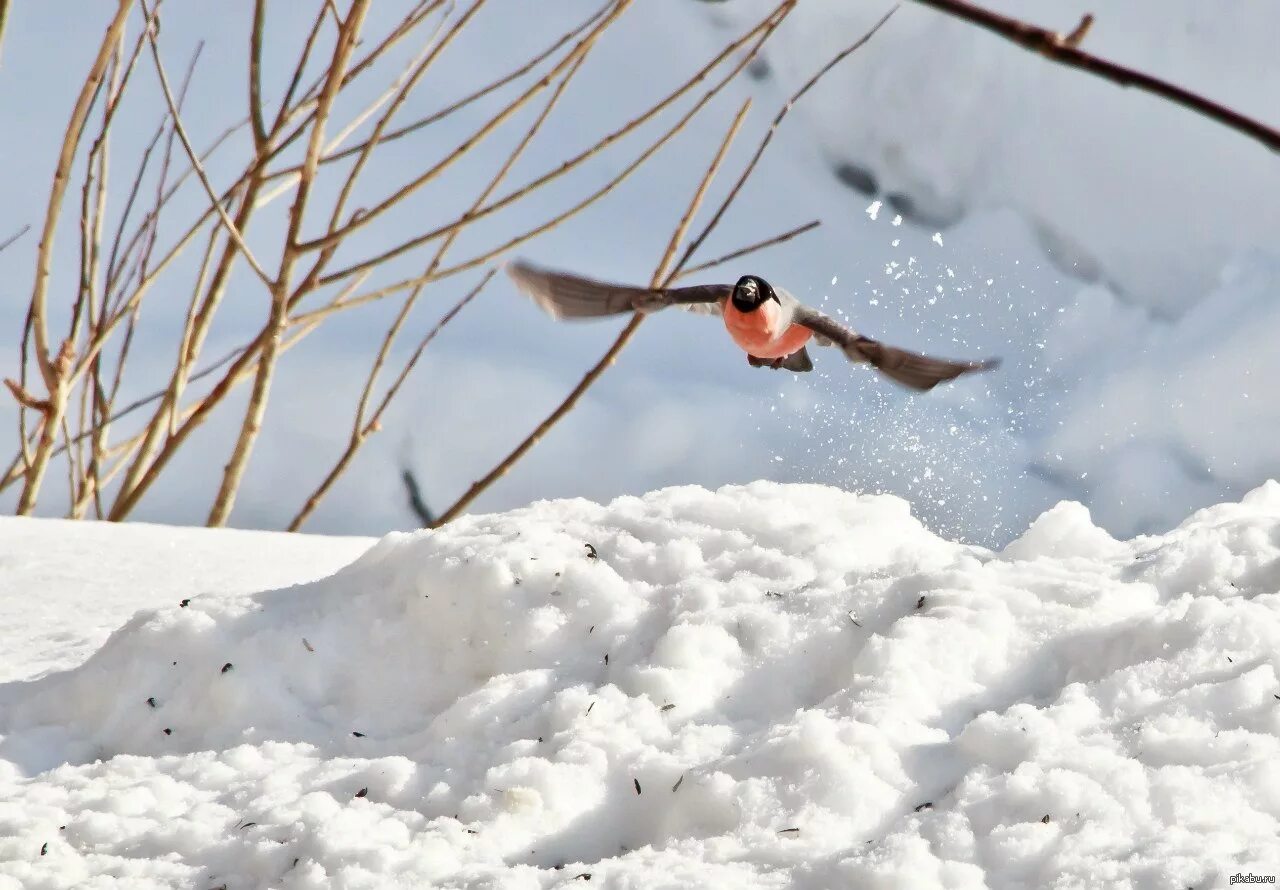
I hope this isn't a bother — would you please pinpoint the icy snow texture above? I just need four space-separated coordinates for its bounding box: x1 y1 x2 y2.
3 482 1279 888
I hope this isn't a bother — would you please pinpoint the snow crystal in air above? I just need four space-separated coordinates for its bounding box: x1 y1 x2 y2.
865 200 882 220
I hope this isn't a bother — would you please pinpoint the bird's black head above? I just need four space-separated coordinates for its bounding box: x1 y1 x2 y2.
732 275 779 313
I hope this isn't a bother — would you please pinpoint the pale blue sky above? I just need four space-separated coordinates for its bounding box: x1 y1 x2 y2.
3 1 1276 544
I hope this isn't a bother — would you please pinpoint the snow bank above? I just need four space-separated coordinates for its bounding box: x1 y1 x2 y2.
3 482 1280 888
0 516 372 684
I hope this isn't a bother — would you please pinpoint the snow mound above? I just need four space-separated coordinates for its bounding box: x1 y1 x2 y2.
3 482 1280 888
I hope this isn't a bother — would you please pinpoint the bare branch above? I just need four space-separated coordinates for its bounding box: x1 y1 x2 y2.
910 0 1280 153
263 1 611 191
143 6 274 288
271 2 336 135
677 5 897 273
287 271 493 531
287 17 610 530
298 0 624 255
16 0 134 515
310 1 790 288
429 4 894 527
656 98 752 284
204 0 372 527
675 219 821 280
0 0 11 66
249 0 268 149
0 223 30 255
429 88 755 528
322 0 483 241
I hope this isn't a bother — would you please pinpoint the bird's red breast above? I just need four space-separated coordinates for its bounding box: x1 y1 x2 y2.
721 298 812 359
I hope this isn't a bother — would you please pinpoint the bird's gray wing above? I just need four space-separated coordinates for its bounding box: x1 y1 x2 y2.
793 304 1000 391
507 260 729 320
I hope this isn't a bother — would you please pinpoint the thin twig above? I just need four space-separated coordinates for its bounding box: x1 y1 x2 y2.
299 0 624 254
429 93 755 528
16 0 134 515
287 271 494 530
322 3 792 311
271 2 328 133
430 5 892 527
656 98 753 285
204 0 371 527
287 19 599 530
262 1 611 192
311 2 791 289
911 0 1280 153
677 5 897 273
0 223 29 254
143 7 273 288
249 0 268 149
675 219 820 279
322 0 481 242
0 0 11 66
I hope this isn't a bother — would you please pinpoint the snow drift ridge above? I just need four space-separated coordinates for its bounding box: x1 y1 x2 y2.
2 481 1280 888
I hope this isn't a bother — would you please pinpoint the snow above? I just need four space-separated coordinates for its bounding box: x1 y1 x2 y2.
4 482 1280 888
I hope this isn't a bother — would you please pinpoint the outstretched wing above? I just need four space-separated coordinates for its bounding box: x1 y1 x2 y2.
793 305 1000 391
507 259 730 320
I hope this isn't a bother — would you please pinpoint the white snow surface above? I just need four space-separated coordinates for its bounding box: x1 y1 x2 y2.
3 482 1280 888
0 517 373 685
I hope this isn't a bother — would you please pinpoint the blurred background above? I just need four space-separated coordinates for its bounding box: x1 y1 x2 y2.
1 0 1277 545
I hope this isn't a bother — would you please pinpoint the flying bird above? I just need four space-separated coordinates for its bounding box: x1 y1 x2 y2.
506 260 999 391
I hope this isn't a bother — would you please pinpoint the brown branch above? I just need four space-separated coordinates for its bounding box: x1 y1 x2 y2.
310 1 791 290
287 271 494 531
428 93 756 528
319 4 791 314
658 98 753 284
430 5 893 527
674 218 820 280
4 379 51 414
249 0 268 149
677 4 897 273
298 0 624 255
0 223 29 255
143 10 273 288
322 0 486 243
263 2 611 190
910 0 1280 153
1061 13 1093 49
16 0 134 515
286 10 602 531
204 0 371 527
271 2 328 133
